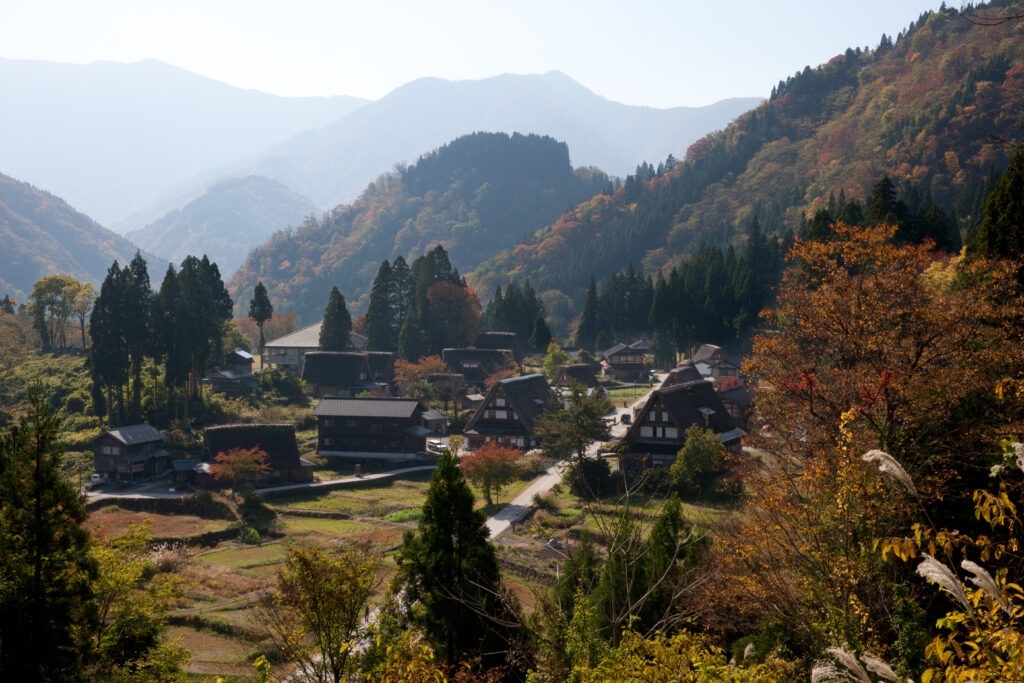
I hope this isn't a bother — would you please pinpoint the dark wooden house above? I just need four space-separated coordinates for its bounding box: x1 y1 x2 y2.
691 344 741 384
600 343 648 382
718 383 752 430
202 369 258 396
365 351 396 393
264 322 367 373
314 397 429 459
301 352 378 398
441 348 516 387
227 348 254 371
661 361 705 389
476 331 521 362
554 363 600 388
422 410 449 436
464 373 552 451
202 348 258 396
620 380 744 471
200 423 313 488
93 424 170 484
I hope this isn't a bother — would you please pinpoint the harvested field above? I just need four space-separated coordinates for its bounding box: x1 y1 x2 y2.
87 505 234 539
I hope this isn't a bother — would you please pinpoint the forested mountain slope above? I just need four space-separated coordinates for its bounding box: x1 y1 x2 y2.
0 173 165 301
228 132 609 322
126 176 317 278
471 2 1024 303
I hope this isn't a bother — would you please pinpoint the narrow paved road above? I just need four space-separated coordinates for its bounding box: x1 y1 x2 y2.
86 464 437 503
484 374 666 540
89 375 667 542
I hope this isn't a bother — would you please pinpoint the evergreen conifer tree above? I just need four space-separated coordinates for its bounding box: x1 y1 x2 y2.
575 275 599 351
528 311 552 353
248 281 274 355
0 387 96 679
319 287 353 351
397 309 424 361
397 452 525 674
971 148 1024 271
125 253 151 423
364 261 394 351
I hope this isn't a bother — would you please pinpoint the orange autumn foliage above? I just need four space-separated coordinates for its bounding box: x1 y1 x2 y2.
701 223 1024 654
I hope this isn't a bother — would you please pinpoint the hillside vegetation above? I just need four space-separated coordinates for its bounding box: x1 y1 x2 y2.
229 132 609 322
126 175 317 277
0 173 165 302
471 4 1024 304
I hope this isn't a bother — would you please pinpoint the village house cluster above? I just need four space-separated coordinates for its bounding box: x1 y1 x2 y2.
92 324 752 490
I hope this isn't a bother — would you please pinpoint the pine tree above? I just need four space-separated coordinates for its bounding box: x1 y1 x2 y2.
397 452 525 673
389 255 414 337
868 175 898 224
248 281 274 355
397 309 423 361
528 311 552 354
125 253 151 423
90 262 130 425
575 275 599 351
0 386 97 679
319 287 353 351
364 261 394 351
972 148 1024 272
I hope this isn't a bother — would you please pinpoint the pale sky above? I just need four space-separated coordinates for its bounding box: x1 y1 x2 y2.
3 0 947 108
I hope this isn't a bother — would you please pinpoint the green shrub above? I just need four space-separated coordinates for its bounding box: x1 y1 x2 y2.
521 454 549 479
564 458 612 499
240 494 277 533
239 526 262 545
384 508 423 523
532 492 557 512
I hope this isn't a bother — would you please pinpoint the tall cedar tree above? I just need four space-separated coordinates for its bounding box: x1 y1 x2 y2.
152 265 189 419
248 281 274 355
90 262 130 425
364 261 394 351
528 310 552 353
0 387 97 680
172 256 233 422
574 275 599 351
389 256 414 341
397 452 527 677
971 147 1024 274
319 287 353 351
397 309 424 361
483 280 543 343
125 252 151 423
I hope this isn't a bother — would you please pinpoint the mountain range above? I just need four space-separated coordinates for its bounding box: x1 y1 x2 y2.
125 176 317 277
227 3 1024 338
469 5 1024 308
0 173 166 301
222 71 761 210
228 132 610 322
0 58 367 227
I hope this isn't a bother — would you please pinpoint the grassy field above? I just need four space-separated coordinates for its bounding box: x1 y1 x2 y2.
85 456 732 679
87 505 234 539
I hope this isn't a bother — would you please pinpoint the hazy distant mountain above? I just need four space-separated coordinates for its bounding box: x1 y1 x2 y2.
234 71 762 208
0 173 165 301
0 58 368 227
126 176 317 278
